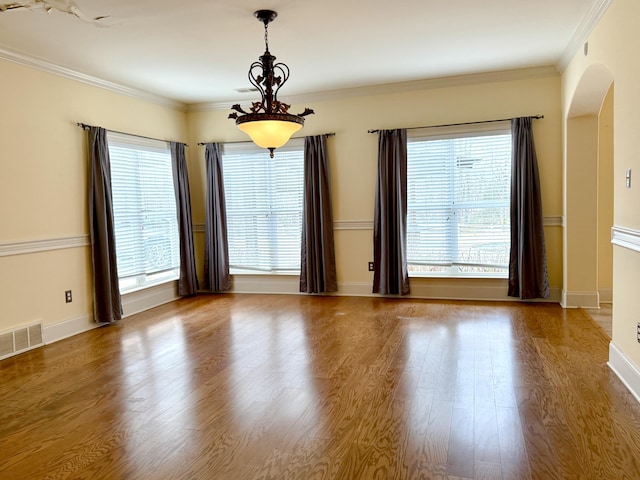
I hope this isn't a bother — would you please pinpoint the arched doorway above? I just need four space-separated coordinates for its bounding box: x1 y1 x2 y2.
563 63 614 312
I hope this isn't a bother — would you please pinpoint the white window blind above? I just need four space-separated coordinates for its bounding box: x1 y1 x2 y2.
222 139 304 273
407 124 512 277
107 132 180 292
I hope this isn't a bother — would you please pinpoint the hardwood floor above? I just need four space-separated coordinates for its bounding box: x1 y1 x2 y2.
583 303 613 338
1 294 640 479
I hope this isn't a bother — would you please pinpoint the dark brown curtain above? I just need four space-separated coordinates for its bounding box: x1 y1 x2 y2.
300 135 338 293
373 129 410 295
203 143 231 292
88 126 122 323
508 117 550 299
170 142 198 296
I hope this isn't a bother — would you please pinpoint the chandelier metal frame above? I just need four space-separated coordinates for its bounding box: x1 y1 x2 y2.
228 10 314 157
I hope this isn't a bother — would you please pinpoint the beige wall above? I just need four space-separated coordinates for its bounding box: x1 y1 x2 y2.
0 0 636 395
564 114 599 304
0 56 564 340
188 72 563 298
598 87 614 298
0 59 188 335
562 0 640 368
561 85 614 306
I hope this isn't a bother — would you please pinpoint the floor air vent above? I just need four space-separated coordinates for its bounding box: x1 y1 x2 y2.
0 324 44 361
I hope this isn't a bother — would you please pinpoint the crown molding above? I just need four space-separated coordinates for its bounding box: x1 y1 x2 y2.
557 0 613 72
0 43 559 115
188 66 560 113
0 47 186 111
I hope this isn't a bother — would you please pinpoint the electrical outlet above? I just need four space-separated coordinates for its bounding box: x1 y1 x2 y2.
626 169 632 189
65 290 72 303
368 262 374 271
637 322 640 343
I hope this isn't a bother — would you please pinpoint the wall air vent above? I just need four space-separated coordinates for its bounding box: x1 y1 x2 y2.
0 323 44 361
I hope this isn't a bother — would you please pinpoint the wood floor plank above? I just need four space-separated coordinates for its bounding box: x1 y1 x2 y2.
495 406 531 479
1 295 640 479
446 405 475 478
515 386 560 479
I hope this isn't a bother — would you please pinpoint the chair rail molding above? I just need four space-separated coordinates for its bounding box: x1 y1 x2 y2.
334 220 374 231
194 217 561 234
0 235 90 257
612 225 640 254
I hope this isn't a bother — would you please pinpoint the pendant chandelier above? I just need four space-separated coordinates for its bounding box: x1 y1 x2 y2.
228 10 314 158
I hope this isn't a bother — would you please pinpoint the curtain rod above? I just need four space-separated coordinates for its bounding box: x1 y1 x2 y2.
76 123 188 147
367 115 544 134
197 132 335 146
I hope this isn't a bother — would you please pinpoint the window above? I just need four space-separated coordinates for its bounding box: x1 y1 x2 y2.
107 132 180 293
407 124 512 278
222 139 304 273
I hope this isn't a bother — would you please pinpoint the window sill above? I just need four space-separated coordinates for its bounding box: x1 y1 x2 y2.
408 273 508 280
120 279 179 318
229 269 300 276
120 276 179 296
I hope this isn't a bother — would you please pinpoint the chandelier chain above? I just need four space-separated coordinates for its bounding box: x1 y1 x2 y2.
264 22 269 52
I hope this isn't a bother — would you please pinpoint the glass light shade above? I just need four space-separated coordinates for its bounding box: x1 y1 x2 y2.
236 113 304 149
237 117 303 149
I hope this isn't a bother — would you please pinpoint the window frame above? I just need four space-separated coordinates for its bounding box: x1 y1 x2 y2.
106 131 181 293
406 122 512 279
221 139 305 275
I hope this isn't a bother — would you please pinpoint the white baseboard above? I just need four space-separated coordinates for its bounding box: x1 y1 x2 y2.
561 290 599 308
407 283 560 303
39 278 562 349
229 277 561 302
43 313 98 345
324 279 560 303
122 281 179 318
608 342 640 405
41 278 562 347
599 289 613 303
334 282 373 296
229 275 302 295
43 282 179 345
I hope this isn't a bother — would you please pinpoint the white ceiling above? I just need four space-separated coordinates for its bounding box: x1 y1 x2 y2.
0 0 602 106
